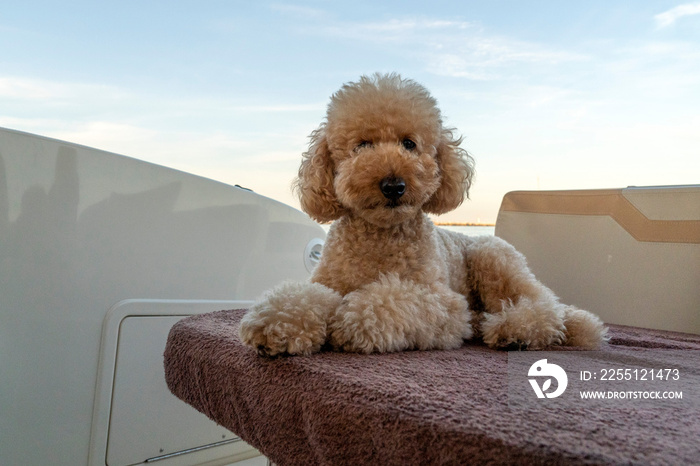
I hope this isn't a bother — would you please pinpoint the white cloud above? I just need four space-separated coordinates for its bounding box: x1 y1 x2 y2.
49 121 162 154
655 2 700 28
297 16 586 80
317 17 474 45
428 54 494 80
427 38 586 79
358 18 471 34
0 76 129 102
0 77 59 100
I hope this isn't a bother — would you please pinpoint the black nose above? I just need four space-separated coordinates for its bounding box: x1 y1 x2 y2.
380 176 406 201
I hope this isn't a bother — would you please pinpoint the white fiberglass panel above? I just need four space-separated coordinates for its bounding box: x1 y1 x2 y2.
107 316 240 465
0 127 324 465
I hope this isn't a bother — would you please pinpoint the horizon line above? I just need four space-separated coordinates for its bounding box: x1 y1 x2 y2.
433 222 496 227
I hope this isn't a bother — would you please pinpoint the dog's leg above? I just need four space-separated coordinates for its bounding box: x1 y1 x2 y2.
466 236 606 349
327 273 473 354
239 281 342 356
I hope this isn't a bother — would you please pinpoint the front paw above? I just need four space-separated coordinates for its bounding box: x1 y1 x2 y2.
239 308 320 357
562 306 608 349
327 274 471 353
238 281 342 356
326 298 390 354
480 297 566 350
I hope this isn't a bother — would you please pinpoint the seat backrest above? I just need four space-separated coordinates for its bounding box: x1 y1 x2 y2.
495 186 700 334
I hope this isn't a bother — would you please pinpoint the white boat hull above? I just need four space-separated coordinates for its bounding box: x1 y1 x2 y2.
0 127 323 465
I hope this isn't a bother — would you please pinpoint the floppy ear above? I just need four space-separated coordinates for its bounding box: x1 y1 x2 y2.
422 129 475 215
293 126 345 223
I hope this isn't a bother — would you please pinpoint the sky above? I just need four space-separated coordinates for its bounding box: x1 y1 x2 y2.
1 1 699 224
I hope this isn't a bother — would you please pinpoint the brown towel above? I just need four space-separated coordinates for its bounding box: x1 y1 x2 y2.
165 309 700 465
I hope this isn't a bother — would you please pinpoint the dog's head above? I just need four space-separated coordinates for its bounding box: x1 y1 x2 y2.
295 73 474 226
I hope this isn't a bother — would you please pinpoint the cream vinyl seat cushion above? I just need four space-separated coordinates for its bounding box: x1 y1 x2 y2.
495 185 700 334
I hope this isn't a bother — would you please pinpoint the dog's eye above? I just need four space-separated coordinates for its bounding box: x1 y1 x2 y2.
402 138 417 151
355 141 372 151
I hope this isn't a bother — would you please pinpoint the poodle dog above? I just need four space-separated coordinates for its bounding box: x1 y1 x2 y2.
239 73 607 356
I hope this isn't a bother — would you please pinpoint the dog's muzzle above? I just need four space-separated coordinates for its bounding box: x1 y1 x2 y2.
380 176 406 204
